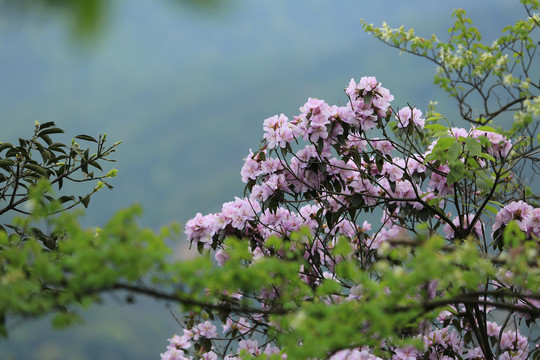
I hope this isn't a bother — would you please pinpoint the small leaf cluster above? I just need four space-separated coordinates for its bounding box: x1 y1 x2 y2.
0 121 119 249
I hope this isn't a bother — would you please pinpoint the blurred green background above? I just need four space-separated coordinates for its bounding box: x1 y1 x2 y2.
0 0 523 358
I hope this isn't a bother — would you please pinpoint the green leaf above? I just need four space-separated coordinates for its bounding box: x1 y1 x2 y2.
465 137 482 156
435 137 456 151
474 125 497 132
89 161 103 171
484 204 498 215
41 134 53 146
38 128 65 137
0 159 15 169
477 177 494 192
333 237 353 256
80 195 91 208
503 221 525 247
478 153 496 162
364 92 373 105
350 194 364 207
317 279 341 296
38 121 56 131
424 124 448 131
265 236 283 250
25 163 49 178
0 142 13 153
52 312 83 329
467 157 480 169
447 161 465 185
447 142 462 162
59 195 75 204
75 134 98 143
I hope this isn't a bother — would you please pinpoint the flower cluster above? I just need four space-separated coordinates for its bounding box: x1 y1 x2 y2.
160 320 283 360
165 77 536 360
493 200 540 238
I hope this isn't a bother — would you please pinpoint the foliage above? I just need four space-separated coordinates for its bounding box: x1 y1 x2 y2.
0 123 124 334
0 121 119 249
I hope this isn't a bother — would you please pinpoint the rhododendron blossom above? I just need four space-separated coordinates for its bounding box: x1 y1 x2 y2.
167 76 537 360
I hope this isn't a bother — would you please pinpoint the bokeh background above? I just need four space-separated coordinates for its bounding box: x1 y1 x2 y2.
0 1 524 358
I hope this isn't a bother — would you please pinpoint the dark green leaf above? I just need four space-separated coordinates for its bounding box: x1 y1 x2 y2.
59 195 75 204
74 134 98 143
80 195 91 208
38 128 65 137
0 143 13 153
364 92 373 105
41 134 53 146
25 163 49 178
38 121 56 131
0 159 15 169
50 143 67 154
350 194 364 207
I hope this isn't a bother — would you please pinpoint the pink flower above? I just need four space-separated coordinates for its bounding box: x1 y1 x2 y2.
237 317 251 334
358 76 378 93
443 214 483 239
449 127 468 140
201 351 217 360
308 122 328 142
238 339 259 356
196 321 217 339
396 107 412 128
526 208 540 238
428 164 452 196
264 345 281 356
465 347 484 359
301 97 327 114
486 321 501 337
485 131 512 158
411 108 425 128
493 201 533 234
372 138 394 156
160 348 187 360
168 333 192 350
215 249 229 266
241 149 261 183
263 114 297 148
382 160 404 182
185 213 218 245
393 346 420 360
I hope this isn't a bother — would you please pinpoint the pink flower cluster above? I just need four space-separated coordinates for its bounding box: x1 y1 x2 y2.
169 77 533 360
185 197 260 248
161 318 284 360
160 322 218 360
397 107 425 128
493 200 540 238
